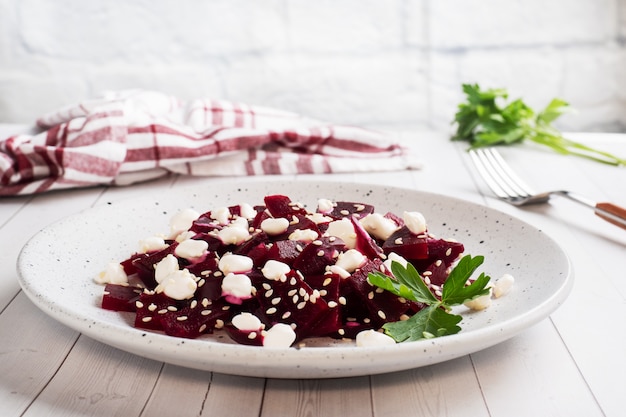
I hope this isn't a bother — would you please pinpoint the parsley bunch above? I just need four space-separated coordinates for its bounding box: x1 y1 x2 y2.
452 84 626 166
367 255 491 342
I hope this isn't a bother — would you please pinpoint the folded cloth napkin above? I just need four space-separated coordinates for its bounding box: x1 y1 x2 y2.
0 90 419 196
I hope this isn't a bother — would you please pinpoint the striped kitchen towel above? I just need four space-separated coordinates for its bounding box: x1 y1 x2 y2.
0 90 419 196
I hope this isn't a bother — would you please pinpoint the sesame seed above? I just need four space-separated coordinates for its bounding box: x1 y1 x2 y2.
201 298 210 307
297 301 306 310
103 291 110 295
158 309 168 314
201 270 211 276
135 301 144 309
319 289 328 296
201 310 212 316
340 209 350 216
190 300 198 309
198 279 206 287
422 271 432 276
290 277 297 285
367 291 374 300
435 260 442 267
323 277 332 286
214 271 223 277
141 316 152 323
363 318 371 324
265 289 274 298
424 276 431 285
338 329 345 336
292 294 299 304
312 240 323 246
328 301 338 308
271 297 281 305
248 332 257 339
317 250 325 257
375 288 384 294
354 204 365 211
148 303 157 312
329 236 336 242
378 310 387 320
288 289 297 296
266 307 277 314
215 319 224 329
177 316 188 321
222 305 231 311
339 296 347 305
395 237 403 245
299 288 306 297
167 306 178 312
296 244 303 252
282 311 292 319
445 248 452 256
199 324 207 333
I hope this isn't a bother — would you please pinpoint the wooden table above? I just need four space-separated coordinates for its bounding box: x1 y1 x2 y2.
1 125 625 417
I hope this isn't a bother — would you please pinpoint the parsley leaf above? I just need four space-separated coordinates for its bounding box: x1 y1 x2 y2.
381 306 462 342
452 84 626 166
367 254 491 343
440 255 491 307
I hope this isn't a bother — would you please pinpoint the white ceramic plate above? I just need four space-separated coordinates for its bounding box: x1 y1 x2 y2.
17 180 572 379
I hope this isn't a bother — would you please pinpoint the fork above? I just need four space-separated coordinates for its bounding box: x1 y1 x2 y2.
469 147 626 230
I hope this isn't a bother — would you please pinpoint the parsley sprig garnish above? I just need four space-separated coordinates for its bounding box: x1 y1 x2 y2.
452 84 626 166
367 255 491 342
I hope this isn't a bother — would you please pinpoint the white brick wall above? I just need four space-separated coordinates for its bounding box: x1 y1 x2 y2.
0 0 624 133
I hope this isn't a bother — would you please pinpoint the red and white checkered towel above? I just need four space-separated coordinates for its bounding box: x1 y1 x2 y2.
0 90 419 196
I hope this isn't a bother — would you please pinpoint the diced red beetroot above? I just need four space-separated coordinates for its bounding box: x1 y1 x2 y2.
194 272 224 301
421 257 451 287
189 216 221 234
251 209 270 230
266 240 302 266
342 259 413 328
350 216 384 260
160 298 232 339
134 292 174 331
410 238 465 272
302 272 342 336
293 237 344 276
384 211 404 228
102 284 142 312
238 242 270 266
333 321 375 339
324 201 375 220
120 253 149 276
131 244 178 288
264 195 308 218
224 325 264 346
255 270 331 341
382 226 429 260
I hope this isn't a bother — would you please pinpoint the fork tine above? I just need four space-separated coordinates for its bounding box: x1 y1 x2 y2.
483 148 536 197
469 148 535 199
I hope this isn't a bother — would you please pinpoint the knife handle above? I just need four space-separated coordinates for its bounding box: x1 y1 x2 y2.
595 202 626 230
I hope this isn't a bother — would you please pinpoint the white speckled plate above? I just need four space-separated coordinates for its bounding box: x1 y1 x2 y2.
17 180 572 379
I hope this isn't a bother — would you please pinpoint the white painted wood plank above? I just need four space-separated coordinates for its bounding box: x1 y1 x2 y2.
472 320 603 417
371 356 489 417
0 292 79 416
262 377 372 417
139 365 211 417
23 335 162 417
202 373 265 417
